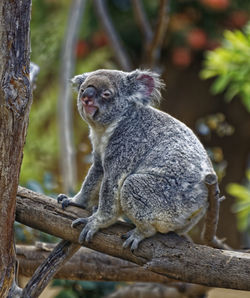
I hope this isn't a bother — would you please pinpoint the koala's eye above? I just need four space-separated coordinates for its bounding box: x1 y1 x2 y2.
102 90 112 99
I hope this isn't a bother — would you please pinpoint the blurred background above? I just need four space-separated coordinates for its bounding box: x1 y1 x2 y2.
17 0 250 297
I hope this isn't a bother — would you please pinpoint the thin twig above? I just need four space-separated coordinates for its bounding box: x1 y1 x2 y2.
93 0 133 71
131 0 153 44
146 0 170 68
58 0 87 195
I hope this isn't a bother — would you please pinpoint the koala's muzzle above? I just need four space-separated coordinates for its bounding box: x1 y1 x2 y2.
82 86 96 99
81 86 98 116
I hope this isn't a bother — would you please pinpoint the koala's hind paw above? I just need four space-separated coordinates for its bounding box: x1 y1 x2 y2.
122 229 145 251
72 216 98 243
121 229 134 240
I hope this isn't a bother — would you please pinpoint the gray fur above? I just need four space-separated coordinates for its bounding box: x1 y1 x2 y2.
59 69 216 250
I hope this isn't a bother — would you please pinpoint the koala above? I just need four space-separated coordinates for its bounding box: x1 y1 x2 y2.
58 69 218 251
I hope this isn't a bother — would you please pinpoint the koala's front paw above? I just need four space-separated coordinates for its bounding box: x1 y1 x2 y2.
57 194 71 210
72 216 98 243
57 194 87 210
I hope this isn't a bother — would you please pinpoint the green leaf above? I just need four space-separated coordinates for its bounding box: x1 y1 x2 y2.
241 95 250 112
201 22 250 113
227 183 250 202
210 75 231 94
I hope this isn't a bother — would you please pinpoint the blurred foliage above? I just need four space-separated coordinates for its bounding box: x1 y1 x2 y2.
15 222 59 244
196 113 234 138
196 113 235 181
201 22 250 111
52 280 116 298
227 171 250 233
168 0 250 67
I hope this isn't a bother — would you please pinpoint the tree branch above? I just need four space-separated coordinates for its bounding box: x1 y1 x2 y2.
93 0 132 71
20 241 80 298
58 0 87 194
146 0 170 68
203 174 230 249
15 186 250 291
131 0 153 44
17 243 170 283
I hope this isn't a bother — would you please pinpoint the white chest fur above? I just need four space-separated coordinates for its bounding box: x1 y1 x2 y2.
89 122 118 161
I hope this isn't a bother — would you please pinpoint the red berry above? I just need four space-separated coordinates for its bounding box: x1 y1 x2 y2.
172 48 192 67
187 28 207 50
92 32 109 47
229 11 249 28
76 40 89 58
201 0 230 11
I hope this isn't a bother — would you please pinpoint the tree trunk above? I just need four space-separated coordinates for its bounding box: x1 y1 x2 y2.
0 1 32 297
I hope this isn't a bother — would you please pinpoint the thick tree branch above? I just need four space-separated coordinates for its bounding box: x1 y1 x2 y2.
17 243 170 283
93 0 132 71
15 186 250 291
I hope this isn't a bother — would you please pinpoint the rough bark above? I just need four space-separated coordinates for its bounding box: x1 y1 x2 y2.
16 187 250 291
17 243 171 283
0 1 32 297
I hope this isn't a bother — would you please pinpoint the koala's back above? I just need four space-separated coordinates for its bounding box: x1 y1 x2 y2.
107 104 213 234
136 107 213 179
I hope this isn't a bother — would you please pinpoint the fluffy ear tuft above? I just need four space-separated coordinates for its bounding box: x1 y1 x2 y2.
127 69 165 106
70 74 88 91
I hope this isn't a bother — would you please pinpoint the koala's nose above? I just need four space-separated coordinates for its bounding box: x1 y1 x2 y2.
82 86 96 99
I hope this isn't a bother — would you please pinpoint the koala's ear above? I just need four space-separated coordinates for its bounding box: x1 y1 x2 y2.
127 69 165 106
70 74 88 92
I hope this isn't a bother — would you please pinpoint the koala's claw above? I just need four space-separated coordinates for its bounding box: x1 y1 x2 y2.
123 236 140 251
71 217 88 228
62 199 72 210
79 225 97 243
57 194 68 203
57 194 71 210
72 217 98 243
121 229 134 240
122 229 144 251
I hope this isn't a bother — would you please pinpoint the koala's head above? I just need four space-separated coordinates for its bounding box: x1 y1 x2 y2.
71 69 165 126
